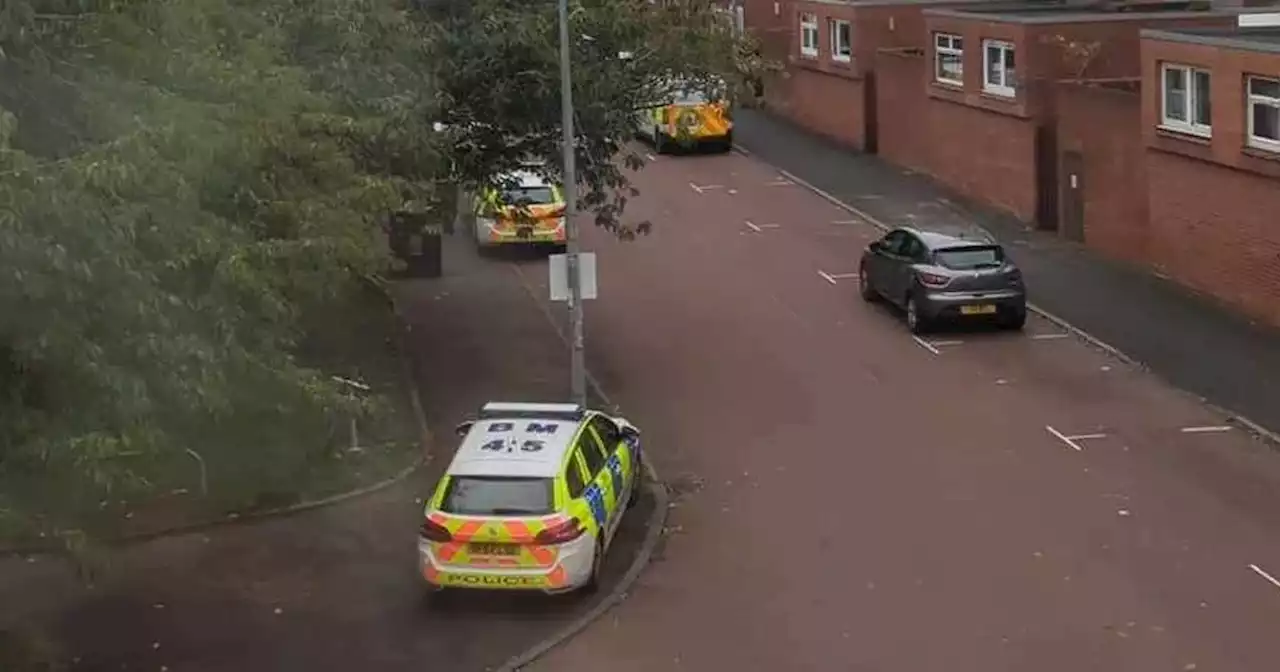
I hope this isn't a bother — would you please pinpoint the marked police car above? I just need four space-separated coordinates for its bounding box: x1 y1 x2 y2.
418 402 642 594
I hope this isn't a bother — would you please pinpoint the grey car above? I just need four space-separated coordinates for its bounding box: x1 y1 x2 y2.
858 227 1026 334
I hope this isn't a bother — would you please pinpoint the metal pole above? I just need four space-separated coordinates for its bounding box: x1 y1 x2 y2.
558 0 587 406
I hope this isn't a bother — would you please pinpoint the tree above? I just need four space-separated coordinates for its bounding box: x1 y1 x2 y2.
0 0 764 547
424 0 764 237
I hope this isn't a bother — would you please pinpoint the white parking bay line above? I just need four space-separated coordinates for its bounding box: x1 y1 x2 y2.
1181 425 1233 434
929 339 964 347
818 270 838 285
912 336 941 356
689 183 724 194
1249 563 1280 590
1045 425 1084 452
1030 333 1070 341
744 220 763 233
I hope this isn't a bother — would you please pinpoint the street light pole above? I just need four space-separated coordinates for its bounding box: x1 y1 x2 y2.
558 0 587 406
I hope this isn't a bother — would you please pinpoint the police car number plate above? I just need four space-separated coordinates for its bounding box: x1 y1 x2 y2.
470 542 518 556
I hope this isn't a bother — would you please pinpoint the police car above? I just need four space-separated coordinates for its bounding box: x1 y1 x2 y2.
471 170 567 252
418 402 642 594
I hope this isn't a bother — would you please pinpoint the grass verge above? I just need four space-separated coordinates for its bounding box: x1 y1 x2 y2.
0 279 421 552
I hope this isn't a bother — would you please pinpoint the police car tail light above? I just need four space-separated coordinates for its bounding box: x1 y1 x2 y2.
420 518 452 542
535 517 584 544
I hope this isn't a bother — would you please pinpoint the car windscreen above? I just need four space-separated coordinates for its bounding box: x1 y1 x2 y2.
499 186 556 206
440 476 555 516
933 246 1005 270
673 89 710 105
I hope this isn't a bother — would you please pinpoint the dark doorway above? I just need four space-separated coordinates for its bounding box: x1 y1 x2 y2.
1034 124 1059 231
1060 150 1085 243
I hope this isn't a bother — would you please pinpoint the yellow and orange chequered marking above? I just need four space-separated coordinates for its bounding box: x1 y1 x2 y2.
426 512 567 568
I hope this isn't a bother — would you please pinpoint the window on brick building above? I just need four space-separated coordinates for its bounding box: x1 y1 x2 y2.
1160 63 1212 137
982 40 1016 97
829 19 852 62
800 13 819 57
934 33 963 86
1247 75 1280 153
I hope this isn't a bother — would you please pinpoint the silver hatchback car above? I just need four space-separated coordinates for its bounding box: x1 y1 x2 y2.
858 227 1026 334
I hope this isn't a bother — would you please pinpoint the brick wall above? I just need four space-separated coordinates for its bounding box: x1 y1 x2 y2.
780 68 867 148
1055 83 1148 263
1146 152 1280 328
875 50 929 169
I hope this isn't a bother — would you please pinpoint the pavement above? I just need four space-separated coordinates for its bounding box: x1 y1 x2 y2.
518 144 1280 670
730 108 1280 436
0 235 653 672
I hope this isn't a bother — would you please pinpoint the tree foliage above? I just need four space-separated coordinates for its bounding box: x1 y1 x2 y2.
0 0 761 539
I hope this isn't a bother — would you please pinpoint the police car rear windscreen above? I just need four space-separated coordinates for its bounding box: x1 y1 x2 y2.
442 476 555 516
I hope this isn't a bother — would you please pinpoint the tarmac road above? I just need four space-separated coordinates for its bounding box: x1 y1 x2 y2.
519 148 1280 671
0 235 654 672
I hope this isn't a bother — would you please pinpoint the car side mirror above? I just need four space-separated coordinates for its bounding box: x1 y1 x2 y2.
868 241 882 253
454 419 476 437
613 416 641 442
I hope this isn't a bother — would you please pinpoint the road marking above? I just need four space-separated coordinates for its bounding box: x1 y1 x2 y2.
765 179 794 187
1180 425 1233 434
818 270 838 285
735 144 1280 448
912 336 941 355
743 220 780 233
1045 425 1084 452
645 153 657 161
1030 333 1070 340
1066 433 1107 440
929 339 964 347
689 183 724 194
1250 563 1280 589
832 219 862 225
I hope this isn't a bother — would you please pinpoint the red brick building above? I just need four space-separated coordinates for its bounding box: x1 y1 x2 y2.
873 3 1240 227
764 0 989 151
1057 18 1280 327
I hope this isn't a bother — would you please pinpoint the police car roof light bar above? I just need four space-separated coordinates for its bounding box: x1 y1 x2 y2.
478 401 585 422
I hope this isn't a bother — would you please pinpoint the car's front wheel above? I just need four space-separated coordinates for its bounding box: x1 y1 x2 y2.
859 265 878 302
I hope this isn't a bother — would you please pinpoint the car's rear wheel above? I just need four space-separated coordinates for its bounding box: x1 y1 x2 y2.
582 539 604 594
905 294 931 334
1001 308 1027 331
627 464 643 509
652 126 666 154
859 265 878 302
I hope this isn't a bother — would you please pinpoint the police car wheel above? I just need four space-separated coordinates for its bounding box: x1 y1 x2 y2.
582 539 604 594
626 465 643 509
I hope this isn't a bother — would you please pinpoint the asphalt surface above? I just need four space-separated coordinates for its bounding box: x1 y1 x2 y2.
523 147 1280 671
0 235 653 672
732 109 1280 436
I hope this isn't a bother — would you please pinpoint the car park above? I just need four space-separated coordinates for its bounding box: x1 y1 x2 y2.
859 227 1027 334
418 402 642 595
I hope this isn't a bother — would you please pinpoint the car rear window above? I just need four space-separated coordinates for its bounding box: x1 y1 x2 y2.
500 186 555 206
934 246 1005 270
440 476 555 516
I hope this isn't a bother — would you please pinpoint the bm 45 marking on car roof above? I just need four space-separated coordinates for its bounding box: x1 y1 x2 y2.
486 421 561 434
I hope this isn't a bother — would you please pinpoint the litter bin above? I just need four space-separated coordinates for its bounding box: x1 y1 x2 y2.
389 211 443 279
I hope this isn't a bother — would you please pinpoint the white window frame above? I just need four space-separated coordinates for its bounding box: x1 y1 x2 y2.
982 39 1016 98
1159 63 1212 138
934 32 963 86
829 19 852 63
1246 75 1280 153
800 13 819 58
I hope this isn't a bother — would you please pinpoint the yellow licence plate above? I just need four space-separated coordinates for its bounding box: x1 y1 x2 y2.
960 304 998 315
470 542 518 556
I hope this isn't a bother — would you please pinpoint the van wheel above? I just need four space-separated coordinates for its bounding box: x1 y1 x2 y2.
652 127 666 154
582 539 604 594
